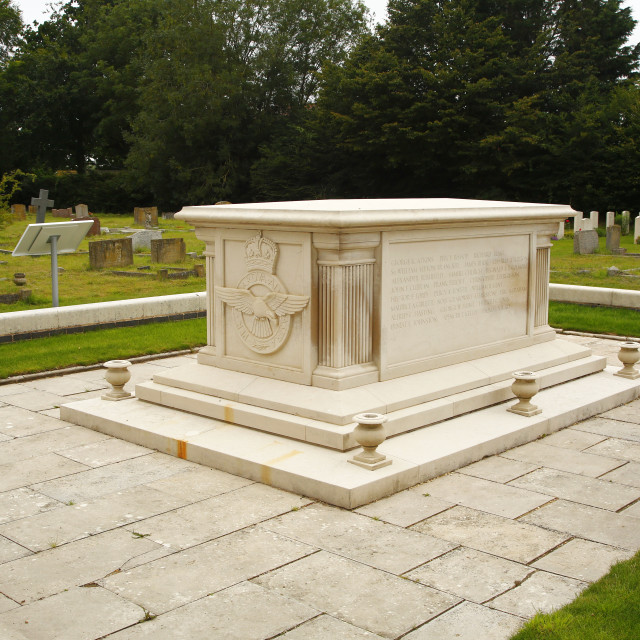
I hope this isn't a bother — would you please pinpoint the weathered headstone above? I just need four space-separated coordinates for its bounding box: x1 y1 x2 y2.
162 211 176 220
573 214 584 231
134 206 158 227
589 210 599 229
31 189 54 224
555 220 565 240
621 211 630 235
606 211 615 228
130 229 163 251
75 204 89 218
28 205 36 214
53 208 72 218
89 238 133 269
76 217 101 236
606 224 626 254
151 237 185 263
573 229 599 254
635 215 640 245
10 204 26 219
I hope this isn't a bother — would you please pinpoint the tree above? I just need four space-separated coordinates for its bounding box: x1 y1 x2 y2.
0 0 21 65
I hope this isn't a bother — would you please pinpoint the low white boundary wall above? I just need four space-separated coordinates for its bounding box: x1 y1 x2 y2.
549 284 640 310
0 292 206 342
0 286 637 343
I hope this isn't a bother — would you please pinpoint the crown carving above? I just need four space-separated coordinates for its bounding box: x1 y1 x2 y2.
244 232 277 273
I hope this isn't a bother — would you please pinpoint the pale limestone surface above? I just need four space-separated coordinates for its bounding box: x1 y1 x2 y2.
489 571 588 618
411 505 569 564
405 601 523 640
532 539 632 582
501 441 624 477
405 547 533 603
260 503 455 573
599 461 640 487
0 536 32 564
252 551 461 638
0 338 640 639
508 467 640 510
418 473 552 518
355 492 453 527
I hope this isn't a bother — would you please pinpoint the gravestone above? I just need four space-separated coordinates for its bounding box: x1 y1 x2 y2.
31 189 54 224
28 205 36 214
621 211 630 235
89 238 133 269
76 217 101 236
134 206 158 227
75 204 89 218
573 229 599 254
573 214 583 231
151 237 185 263
53 208 72 218
635 215 640 244
589 210 599 228
130 229 163 251
10 204 26 219
606 211 615 228
606 224 626 254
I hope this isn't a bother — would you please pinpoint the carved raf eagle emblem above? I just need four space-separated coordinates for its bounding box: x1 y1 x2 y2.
215 232 309 354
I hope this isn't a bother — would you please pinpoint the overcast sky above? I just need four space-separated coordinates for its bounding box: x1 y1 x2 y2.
12 0 640 43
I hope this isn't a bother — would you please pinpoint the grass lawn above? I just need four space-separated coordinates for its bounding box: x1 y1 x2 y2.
0 212 206 311
0 318 206 379
511 550 640 640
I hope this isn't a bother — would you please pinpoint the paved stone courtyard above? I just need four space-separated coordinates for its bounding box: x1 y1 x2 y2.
0 334 638 639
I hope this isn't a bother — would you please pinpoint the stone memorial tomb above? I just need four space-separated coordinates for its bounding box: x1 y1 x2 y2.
10 204 26 219
89 237 133 269
53 208 72 218
134 206 158 227
573 228 599 254
151 237 185 263
130 229 163 251
63 199 640 507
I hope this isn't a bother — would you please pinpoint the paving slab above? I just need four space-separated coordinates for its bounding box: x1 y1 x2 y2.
0 586 143 640
354 491 453 527
0 529 163 603
38 409 60 419
508 467 640 511
457 456 539 484
143 466 254 502
252 551 460 639
0 485 189 552
521 499 640 550
532 538 633 582
0 488 61 525
573 417 640 442
31 452 196 502
411 506 569 564
0 453 89 493
539 428 607 451
278 615 383 639
405 546 533 603
0 426 110 466
105 581 318 640
104 526 317 614
501 441 624 477
57 438 153 467
404 601 523 640
600 404 640 425
0 407 67 438
124 483 312 550
418 473 552 518
0 593 18 614
585 437 640 463
0 384 34 397
25 376 107 396
0 390 67 412
599 461 640 488
620 500 640 518
0 535 31 564
261 503 455 574
488 571 588 619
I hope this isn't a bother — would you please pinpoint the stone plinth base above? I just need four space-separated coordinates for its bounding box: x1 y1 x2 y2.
61 366 640 508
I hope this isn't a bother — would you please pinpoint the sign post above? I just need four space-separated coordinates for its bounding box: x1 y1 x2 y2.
12 221 94 307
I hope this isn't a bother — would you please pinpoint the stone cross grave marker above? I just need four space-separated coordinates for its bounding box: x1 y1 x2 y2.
31 189 54 224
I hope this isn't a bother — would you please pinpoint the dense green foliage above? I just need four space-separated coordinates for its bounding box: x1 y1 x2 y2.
1 0 639 210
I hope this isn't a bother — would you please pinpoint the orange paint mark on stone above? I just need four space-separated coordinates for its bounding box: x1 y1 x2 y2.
224 406 234 423
261 450 303 486
176 440 187 459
